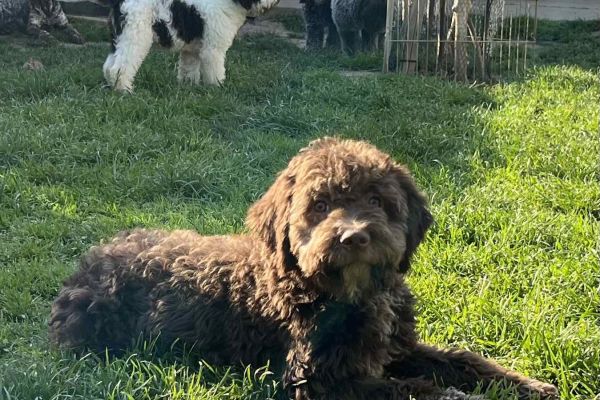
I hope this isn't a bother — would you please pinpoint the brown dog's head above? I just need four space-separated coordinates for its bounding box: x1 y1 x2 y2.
247 138 432 302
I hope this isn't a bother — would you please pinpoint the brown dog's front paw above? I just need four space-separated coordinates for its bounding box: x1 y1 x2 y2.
521 380 558 399
437 387 487 400
293 386 310 400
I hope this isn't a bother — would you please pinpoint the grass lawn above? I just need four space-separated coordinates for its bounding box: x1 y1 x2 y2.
0 14 598 400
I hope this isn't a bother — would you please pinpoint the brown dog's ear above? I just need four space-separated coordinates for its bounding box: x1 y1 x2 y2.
394 166 433 273
246 169 297 272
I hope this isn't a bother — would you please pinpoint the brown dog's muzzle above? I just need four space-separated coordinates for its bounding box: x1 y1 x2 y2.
338 221 371 249
325 216 378 269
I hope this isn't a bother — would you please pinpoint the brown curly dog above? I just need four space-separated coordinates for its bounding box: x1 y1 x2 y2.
49 138 557 400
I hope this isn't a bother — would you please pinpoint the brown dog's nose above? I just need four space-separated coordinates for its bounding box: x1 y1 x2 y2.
340 229 370 248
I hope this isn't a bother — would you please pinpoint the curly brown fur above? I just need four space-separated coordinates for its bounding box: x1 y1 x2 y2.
49 138 557 400
386 344 558 400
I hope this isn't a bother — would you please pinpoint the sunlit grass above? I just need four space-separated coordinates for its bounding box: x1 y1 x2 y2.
0 17 598 400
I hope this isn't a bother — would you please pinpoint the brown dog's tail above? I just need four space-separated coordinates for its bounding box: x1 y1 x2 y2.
49 229 167 355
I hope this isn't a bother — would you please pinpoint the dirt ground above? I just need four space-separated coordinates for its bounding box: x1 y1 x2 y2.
238 18 305 48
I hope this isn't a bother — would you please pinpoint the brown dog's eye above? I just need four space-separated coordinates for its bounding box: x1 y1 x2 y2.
368 195 382 208
314 200 330 213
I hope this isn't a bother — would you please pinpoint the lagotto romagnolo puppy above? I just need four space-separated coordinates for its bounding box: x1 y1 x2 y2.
49 138 558 400
101 0 279 92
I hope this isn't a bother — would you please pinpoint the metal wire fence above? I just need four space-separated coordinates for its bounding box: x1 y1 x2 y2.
383 0 538 82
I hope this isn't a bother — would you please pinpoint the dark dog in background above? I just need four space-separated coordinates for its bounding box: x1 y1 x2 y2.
301 0 339 50
0 0 84 43
331 0 386 55
49 138 557 399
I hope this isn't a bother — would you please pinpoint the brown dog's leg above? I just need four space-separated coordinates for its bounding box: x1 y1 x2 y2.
293 376 444 400
386 343 558 399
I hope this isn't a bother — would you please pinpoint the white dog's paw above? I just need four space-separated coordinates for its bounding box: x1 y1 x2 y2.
113 80 134 93
177 69 203 85
104 65 134 92
102 55 117 85
202 74 225 86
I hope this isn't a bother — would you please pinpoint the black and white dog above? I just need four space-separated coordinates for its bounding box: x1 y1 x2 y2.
103 0 279 91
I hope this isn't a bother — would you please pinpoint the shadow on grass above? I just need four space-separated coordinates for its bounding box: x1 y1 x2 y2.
533 20 600 71
1 343 282 400
0 32 500 190
2 22 598 399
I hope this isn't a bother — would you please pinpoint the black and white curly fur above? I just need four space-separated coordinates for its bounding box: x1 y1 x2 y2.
331 0 386 55
102 0 279 92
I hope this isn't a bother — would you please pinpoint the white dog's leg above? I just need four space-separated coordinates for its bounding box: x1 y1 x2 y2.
197 6 245 86
102 52 117 83
178 41 202 84
198 46 226 86
104 2 154 92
